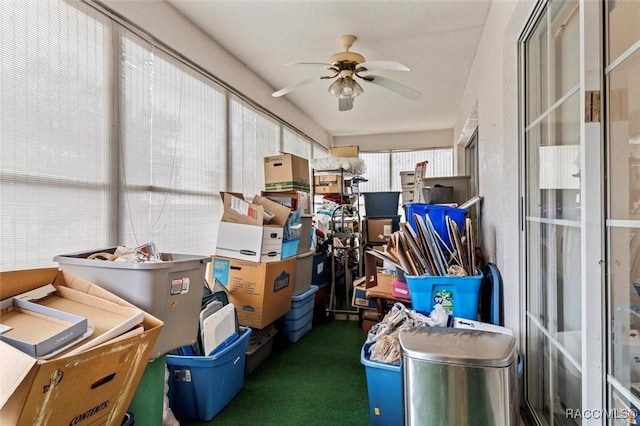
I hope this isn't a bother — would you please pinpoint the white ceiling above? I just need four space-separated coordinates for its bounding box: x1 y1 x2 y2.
166 0 491 137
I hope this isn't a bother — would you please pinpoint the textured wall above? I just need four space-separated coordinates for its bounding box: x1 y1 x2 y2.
455 0 537 342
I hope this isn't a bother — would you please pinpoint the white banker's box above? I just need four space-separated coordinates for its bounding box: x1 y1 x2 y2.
215 193 291 263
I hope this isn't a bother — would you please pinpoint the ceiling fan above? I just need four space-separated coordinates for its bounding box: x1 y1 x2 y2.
272 35 422 111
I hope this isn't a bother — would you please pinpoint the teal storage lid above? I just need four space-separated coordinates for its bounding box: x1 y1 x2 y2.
399 326 516 368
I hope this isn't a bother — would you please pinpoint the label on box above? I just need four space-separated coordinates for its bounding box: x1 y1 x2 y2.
230 197 258 219
170 278 190 295
172 369 192 382
433 289 453 313
213 258 231 287
273 270 290 292
383 225 392 236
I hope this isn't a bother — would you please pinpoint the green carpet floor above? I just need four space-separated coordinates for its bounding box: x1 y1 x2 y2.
180 319 370 426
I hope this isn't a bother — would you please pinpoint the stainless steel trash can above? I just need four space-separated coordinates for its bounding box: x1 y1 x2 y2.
399 327 517 426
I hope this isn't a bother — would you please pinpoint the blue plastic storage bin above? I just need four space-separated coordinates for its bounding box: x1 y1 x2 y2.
285 285 318 342
403 203 467 250
165 327 251 421
363 192 401 216
287 320 313 343
311 251 329 287
405 272 483 320
360 343 403 426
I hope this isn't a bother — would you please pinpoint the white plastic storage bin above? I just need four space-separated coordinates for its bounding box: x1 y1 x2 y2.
54 248 210 359
284 285 318 342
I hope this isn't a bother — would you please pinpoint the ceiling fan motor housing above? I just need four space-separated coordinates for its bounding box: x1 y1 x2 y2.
328 51 365 66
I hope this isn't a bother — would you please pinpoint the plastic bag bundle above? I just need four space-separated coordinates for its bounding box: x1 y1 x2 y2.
86 243 163 263
370 334 402 364
365 303 450 364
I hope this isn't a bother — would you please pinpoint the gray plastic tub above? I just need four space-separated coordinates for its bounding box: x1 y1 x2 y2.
54 248 210 359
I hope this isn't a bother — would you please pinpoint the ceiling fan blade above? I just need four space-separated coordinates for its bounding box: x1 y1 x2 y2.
286 62 333 67
362 74 422 101
338 97 353 111
359 61 410 72
272 77 321 97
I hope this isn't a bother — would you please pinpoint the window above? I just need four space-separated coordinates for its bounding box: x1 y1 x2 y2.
229 97 280 196
1 0 112 269
119 31 227 255
0 0 324 270
357 148 453 216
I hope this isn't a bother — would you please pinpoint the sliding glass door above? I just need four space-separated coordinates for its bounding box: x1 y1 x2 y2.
605 0 640 418
522 1 604 423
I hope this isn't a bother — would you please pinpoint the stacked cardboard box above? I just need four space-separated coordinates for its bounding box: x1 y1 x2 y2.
400 170 416 204
212 153 314 332
216 192 292 263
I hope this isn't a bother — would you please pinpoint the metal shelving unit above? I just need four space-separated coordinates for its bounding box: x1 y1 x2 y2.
312 167 363 318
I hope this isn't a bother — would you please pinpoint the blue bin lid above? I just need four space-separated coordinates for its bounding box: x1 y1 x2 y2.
399 326 516 368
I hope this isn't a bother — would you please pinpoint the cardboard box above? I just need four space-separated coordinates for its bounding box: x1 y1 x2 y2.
211 256 296 329
351 272 396 310
351 277 377 310
216 193 291 263
261 190 310 214
0 298 88 358
330 145 359 158
314 174 344 194
0 268 162 426
264 153 310 192
402 189 414 203
364 218 394 244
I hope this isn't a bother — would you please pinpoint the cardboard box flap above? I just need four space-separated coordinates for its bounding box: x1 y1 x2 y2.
0 342 37 409
252 195 291 227
220 192 265 226
0 268 59 300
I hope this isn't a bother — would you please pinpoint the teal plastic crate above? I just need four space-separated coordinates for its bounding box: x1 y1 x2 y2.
405 272 483 319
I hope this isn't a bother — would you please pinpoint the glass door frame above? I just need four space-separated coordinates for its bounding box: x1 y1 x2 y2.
518 0 604 423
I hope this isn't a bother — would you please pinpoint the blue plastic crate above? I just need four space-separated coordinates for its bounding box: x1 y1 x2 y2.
405 272 483 320
403 203 467 250
284 306 313 333
286 285 318 319
286 319 312 343
360 343 403 426
311 251 329 287
165 327 251 421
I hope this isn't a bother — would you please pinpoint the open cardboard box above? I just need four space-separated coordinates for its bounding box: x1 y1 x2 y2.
0 298 88 358
216 192 292 263
0 268 162 426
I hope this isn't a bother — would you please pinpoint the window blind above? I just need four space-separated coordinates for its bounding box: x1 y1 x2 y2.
119 30 226 255
229 96 280 196
358 148 453 216
1 0 112 269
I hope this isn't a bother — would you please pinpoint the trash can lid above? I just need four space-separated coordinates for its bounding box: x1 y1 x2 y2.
399 326 517 368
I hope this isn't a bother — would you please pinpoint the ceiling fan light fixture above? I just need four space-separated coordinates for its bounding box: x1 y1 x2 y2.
328 78 343 97
328 76 363 98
